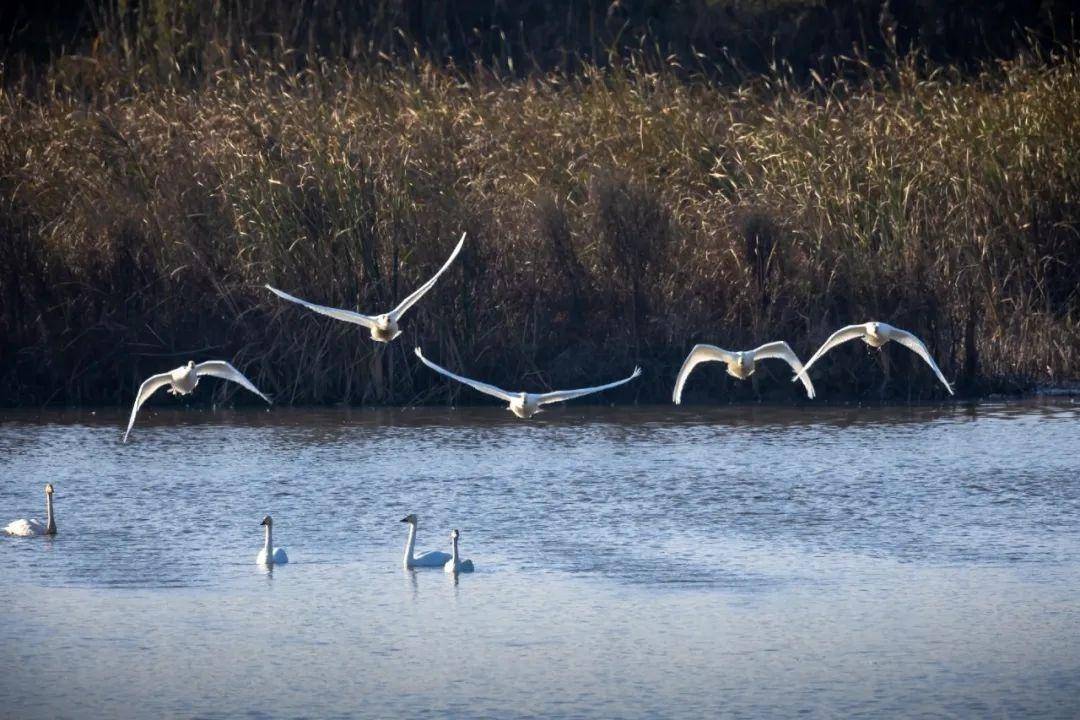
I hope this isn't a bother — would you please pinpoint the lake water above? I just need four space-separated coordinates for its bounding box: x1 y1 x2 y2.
2 401 1079 719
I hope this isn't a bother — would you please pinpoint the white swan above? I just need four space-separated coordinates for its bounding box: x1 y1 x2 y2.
443 529 474 573
415 348 642 419
266 232 466 343
673 341 815 403
123 360 272 442
3 483 56 537
256 515 289 565
401 514 451 568
793 321 954 394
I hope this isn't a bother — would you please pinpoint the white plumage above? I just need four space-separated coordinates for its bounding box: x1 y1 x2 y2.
794 321 954 395
401 513 451 568
123 360 271 442
266 232 466 343
3 484 56 537
256 515 289 565
415 348 641 419
673 341 815 403
444 529 475 574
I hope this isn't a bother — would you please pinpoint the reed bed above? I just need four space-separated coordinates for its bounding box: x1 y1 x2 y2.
1 49 1078 406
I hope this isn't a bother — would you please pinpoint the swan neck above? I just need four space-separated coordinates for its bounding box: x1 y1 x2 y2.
263 524 273 555
451 535 459 563
45 493 56 535
403 523 417 566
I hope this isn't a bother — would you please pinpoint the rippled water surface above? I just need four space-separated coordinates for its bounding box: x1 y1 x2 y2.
2 401 1079 719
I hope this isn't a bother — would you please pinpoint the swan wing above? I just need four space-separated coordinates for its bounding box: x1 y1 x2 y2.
885 327 955 395
672 345 736 404
414 348 517 402
412 550 452 567
389 232 466 322
4 519 44 536
123 371 174 443
266 284 379 329
793 324 867 382
271 547 289 564
753 341 816 399
195 361 272 404
537 366 642 406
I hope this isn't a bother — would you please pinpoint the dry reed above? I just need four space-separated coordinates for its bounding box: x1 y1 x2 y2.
1 47 1077 406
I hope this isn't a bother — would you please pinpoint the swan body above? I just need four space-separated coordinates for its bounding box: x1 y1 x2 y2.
401 514 451 568
415 348 642 419
794 321 954 394
3 484 56 537
673 341 815 403
123 360 272 442
256 515 288 565
444 529 474 573
266 232 466 343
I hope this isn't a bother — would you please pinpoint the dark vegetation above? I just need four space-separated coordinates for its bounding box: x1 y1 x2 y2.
0 1 1078 406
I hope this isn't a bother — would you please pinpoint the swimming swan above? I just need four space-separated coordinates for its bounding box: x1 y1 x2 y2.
401 514 451 568
444 529 474 573
256 515 289 565
266 232 466 343
415 348 642 419
3 483 56 537
123 360 272 442
793 321 954 394
673 341 816 403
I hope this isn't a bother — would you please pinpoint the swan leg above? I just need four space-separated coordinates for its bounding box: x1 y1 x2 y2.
878 348 891 399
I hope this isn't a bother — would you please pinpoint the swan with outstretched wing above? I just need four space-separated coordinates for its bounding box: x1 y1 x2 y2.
267 232 466 342
415 348 641 419
123 360 271 442
673 341 815 403
793 322 953 395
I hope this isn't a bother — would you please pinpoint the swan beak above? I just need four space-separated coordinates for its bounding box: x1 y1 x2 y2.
400 516 410 523
260 518 269 526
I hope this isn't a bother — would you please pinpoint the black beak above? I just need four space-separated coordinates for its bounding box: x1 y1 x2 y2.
400 517 409 523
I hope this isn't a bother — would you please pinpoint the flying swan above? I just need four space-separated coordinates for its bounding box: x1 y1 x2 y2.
256 515 289 565
415 348 642 419
123 360 271 443
673 341 816 403
401 514 451 569
793 321 954 394
266 232 467 343
444 529 474 574
4 483 56 537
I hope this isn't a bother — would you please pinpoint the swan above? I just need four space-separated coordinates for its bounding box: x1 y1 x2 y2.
3 483 56 537
415 348 642 419
401 514 451 568
793 321 954 394
266 232 466 343
256 515 289 565
673 341 816 403
443 529 474 573
123 360 272 442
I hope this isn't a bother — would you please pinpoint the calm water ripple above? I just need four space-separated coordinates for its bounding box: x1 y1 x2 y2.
1 401 1079 718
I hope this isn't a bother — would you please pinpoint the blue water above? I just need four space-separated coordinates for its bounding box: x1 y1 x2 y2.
2 401 1079 718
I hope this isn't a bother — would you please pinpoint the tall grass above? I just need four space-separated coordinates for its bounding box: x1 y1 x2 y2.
1 47 1078 406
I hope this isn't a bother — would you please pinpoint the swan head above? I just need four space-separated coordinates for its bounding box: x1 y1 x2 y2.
45 483 54 496
376 314 391 329
260 515 273 527
450 528 460 540
400 513 418 524
186 360 196 369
